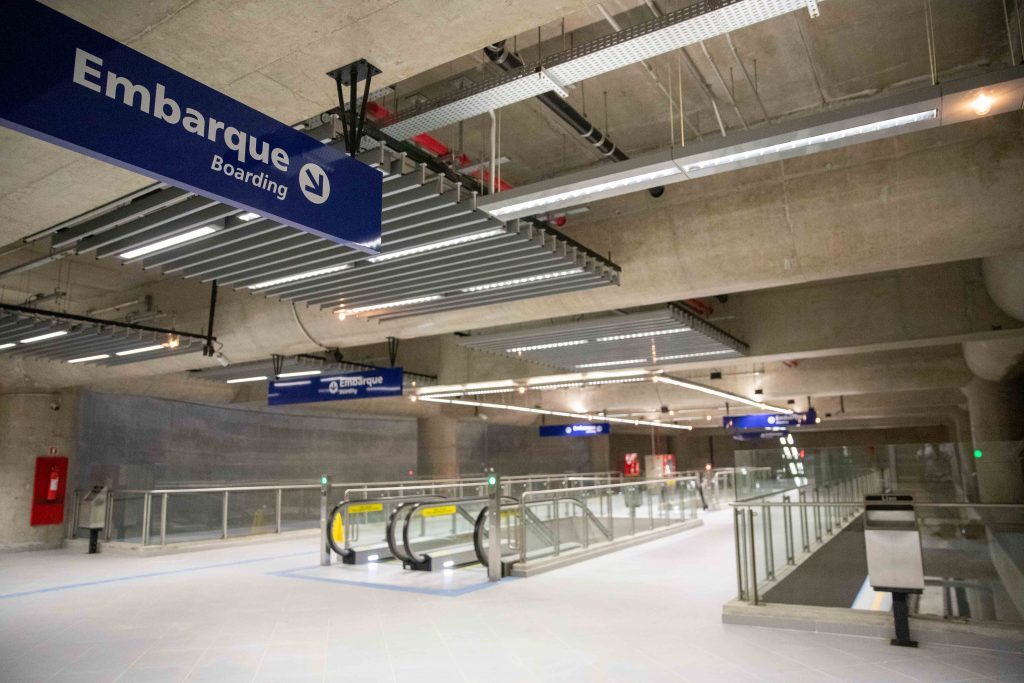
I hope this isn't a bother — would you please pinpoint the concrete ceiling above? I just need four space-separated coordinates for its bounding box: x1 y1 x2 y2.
1 0 1022 435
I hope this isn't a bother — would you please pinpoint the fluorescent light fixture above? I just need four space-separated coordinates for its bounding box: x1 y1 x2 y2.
575 358 648 368
67 354 110 364
787 434 795 445
681 110 937 173
20 330 68 343
0 343 15 350
506 340 589 353
342 295 442 315
366 228 504 263
657 350 734 362
247 264 351 290
419 379 516 396
119 225 218 259
115 345 166 356
488 168 681 217
596 328 689 342
654 375 794 415
461 268 583 293
418 395 692 430
779 437 787 445
277 370 322 378
226 376 268 384
237 212 260 221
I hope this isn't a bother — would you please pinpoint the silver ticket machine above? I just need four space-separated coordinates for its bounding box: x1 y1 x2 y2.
77 485 107 554
864 494 924 647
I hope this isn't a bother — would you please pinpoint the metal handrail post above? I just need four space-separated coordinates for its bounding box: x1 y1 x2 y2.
607 488 614 541
763 504 775 580
141 492 151 546
814 489 822 542
519 498 527 565
748 508 759 605
553 495 561 556
275 488 282 533
783 495 794 564
104 490 114 541
799 490 810 552
222 491 229 539
160 493 168 545
733 507 745 600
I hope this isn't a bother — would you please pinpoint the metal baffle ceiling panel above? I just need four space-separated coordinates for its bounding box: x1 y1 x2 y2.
457 304 747 370
38 140 618 321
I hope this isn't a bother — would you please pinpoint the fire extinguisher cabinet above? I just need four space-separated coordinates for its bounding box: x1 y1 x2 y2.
30 456 69 526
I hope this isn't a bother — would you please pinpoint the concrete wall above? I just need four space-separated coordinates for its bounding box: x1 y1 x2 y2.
457 421 596 476
0 392 79 551
74 391 417 490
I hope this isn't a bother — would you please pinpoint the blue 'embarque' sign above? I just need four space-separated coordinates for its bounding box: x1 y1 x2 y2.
0 0 382 252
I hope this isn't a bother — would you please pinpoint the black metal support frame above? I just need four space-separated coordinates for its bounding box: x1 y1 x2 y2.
329 59 381 155
203 281 218 356
0 303 211 342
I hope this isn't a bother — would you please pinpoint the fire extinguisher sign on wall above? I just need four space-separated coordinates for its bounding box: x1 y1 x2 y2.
31 456 68 526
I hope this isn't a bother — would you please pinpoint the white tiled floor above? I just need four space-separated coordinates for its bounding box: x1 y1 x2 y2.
1 510 1021 682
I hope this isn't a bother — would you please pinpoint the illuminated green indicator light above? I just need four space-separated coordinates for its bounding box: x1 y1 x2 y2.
320 476 329 485
973 450 983 459
487 476 497 486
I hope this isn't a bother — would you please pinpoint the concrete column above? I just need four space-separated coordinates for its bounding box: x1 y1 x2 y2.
961 376 1024 503
590 436 610 473
416 415 459 478
0 391 79 551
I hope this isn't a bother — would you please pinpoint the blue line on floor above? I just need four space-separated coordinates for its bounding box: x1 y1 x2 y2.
0 551 313 600
270 565 514 597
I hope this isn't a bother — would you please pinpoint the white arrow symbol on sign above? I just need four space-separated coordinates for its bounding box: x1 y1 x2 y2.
299 162 330 204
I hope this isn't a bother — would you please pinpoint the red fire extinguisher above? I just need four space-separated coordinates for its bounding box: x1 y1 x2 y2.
47 465 60 502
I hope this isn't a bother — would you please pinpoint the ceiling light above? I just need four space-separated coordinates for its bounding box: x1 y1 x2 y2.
654 375 793 415
487 168 681 217
506 339 589 353
596 328 690 342
237 212 260 221
341 295 442 315
0 343 15 350
461 268 583 293
575 358 648 368
20 330 68 343
115 345 166 356
658 350 734 361
119 225 218 259
247 264 351 290
972 93 993 116
164 335 180 349
681 110 937 174
67 354 110 364
226 376 268 384
418 396 692 430
366 228 504 263
277 370 321 378
337 311 347 321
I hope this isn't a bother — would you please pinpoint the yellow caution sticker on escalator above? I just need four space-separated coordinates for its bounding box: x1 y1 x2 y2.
420 505 456 518
348 503 383 514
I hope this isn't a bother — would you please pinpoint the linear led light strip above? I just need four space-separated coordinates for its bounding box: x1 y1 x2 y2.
576 349 736 368
366 228 505 263
119 225 218 260
488 168 681 217
596 328 690 342
341 295 442 315
247 265 351 290
682 110 938 173
19 330 69 344
506 339 589 353
461 268 583 293
418 396 693 430
654 375 793 415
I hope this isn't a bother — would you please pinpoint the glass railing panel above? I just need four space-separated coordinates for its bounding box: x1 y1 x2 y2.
108 493 145 543
163 492 224 544
226 489 278 538
281 487 320 532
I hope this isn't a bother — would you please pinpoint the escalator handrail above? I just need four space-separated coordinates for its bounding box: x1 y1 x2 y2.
402 496 516 566
328 495 444 559
386 501 427 563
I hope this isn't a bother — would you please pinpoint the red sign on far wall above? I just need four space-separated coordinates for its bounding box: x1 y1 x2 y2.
30 456 68 526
